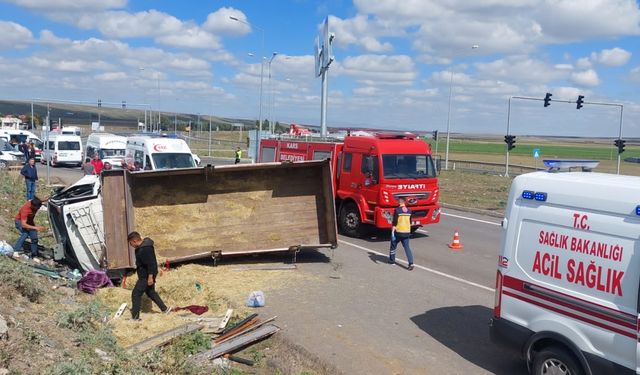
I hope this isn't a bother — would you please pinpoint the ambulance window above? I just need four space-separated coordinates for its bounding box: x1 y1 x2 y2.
86 146 95 158
144 155 152 170
134 150 144 166
261 147 276 162
313 151 331 160
48 141 54 150
343 153 352 172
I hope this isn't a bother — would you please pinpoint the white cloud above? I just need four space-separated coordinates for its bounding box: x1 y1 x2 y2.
570 69 600 87
337 55 416 84
0 21 33 48
75 10 182 39
475 57 567 83
353 86 380 96
575 57 592 69
630 66 640 82
328 14 394 53
203 7 250 36
590 47 632 66
3 0 125 11
95 72 127 81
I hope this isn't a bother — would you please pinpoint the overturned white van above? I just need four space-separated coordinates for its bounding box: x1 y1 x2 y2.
491 162 640 375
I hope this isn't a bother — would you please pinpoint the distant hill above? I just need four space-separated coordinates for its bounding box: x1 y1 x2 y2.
0 100 256 131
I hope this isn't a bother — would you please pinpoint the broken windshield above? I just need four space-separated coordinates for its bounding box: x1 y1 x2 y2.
381 154 436 179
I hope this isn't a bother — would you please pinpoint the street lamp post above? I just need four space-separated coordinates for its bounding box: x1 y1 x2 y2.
267 52 278 133
444 44 479 171
230 16 265 162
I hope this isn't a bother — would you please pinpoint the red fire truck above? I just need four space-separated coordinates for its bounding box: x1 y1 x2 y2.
259 132 440 236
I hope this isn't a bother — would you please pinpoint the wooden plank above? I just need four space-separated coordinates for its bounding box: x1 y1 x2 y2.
126 323 203 353
191 324 280 362
181 309 233 334
102 171 133 269
214 316 278 346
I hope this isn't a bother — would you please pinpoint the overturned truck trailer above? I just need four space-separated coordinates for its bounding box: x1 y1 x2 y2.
48 160 338 272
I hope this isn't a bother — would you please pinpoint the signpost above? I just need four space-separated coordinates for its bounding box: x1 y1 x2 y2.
533 148 540 170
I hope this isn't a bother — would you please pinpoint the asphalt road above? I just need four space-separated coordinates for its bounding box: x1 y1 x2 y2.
43 165 525 374
260 210 525 375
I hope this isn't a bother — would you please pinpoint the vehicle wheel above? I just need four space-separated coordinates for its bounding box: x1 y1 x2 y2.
339 202 362 237
532 345 583 375
0 161 6 169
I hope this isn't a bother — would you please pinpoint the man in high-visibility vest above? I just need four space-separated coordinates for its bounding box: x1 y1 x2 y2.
389 197 414 270
235 147 242 164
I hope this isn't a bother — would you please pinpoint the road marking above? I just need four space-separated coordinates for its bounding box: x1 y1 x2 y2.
338 239 495 293
442 212 501 226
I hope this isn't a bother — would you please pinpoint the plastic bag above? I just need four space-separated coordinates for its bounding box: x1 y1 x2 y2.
246 291 265 307
0 240 14 255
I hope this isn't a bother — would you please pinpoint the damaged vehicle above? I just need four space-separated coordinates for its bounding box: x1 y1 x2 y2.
48 161 338 274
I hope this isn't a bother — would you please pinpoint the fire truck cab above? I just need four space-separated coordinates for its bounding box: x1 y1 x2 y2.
260 132 440 236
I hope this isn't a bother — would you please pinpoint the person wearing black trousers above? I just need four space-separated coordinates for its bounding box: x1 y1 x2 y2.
127 231 171 320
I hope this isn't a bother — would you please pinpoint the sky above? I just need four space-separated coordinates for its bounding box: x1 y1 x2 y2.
0 0 639 137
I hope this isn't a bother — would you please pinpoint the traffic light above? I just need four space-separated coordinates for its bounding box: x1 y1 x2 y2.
543 93 552 107
98 99 102 108
122 100 126 109
504 135 516 151
576 95 584 110
432 130 438 141
614 139 626 154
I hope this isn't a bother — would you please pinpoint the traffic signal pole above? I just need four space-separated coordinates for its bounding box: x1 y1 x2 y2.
506 95 625 175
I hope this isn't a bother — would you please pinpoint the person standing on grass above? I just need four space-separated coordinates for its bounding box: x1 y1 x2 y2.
235 147 242 164
20 157 38 200
14 197 46 258
388 197 415 271
127 231 171 320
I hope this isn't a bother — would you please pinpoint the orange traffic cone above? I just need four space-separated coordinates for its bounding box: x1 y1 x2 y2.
448 230 464 250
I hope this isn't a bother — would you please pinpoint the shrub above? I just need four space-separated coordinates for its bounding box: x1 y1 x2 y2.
0 256 45 302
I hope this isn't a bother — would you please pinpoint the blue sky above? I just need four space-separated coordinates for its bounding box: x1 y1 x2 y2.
0 0 639 136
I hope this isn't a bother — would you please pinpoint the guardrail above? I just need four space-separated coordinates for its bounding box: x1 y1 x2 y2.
448 159 540 176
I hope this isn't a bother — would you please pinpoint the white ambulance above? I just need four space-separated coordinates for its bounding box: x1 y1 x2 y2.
125 135 196 170
85 133 127 169
490 161 639 375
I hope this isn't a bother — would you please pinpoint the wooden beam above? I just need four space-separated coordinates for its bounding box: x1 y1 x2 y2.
126 323 203 353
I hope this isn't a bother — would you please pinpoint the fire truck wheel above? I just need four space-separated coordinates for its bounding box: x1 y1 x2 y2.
339 202 362 237
532 345 583 375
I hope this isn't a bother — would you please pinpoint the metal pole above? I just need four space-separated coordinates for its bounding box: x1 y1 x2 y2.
46 104 50 186
617 105 624 175
30 102 34 130
174 112 177 134
208 115 212 157
320 69 328 137
257 58 264 161
505 97 512 177
444 69 454 171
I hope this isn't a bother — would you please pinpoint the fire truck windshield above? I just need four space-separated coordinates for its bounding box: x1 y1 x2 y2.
381 154 436 179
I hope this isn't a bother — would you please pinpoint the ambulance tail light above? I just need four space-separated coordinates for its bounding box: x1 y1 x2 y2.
494 270 503 318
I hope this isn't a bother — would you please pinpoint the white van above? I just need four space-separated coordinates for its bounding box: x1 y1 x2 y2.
42 134 83 167
86 133 127 169
490 162 639 375
0 129 44 161
125 136 196 170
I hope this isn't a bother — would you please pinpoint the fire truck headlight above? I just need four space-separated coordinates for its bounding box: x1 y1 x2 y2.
431 208 440 220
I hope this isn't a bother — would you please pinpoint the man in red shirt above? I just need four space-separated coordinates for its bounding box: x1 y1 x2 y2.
90 154 104 175
14 197 46 258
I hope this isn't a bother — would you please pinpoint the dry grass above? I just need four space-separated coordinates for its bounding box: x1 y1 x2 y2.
97 262 310 347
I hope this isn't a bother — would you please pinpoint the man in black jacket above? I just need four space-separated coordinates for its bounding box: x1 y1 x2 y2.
20 158 38 200
127 231 170 320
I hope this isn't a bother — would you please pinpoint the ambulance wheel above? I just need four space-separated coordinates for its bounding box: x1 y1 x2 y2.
0 161 6 169
532 345 583 375
339 202 362 237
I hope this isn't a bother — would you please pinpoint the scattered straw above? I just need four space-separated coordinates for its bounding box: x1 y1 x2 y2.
96 263 308 347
